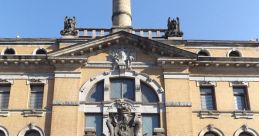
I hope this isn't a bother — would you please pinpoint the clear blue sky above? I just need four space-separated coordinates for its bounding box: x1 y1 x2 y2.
0 0 258 40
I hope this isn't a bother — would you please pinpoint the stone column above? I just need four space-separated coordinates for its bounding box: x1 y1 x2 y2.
112 0 132 29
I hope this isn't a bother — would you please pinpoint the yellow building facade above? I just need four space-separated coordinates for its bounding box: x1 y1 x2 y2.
0 1 259 136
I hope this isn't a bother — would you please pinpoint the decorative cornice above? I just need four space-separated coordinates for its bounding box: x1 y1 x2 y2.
53 101 80 106
165 101 192 107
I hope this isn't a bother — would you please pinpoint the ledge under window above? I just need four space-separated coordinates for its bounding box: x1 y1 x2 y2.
0 111 9 117
199 110 220 119
233 111 254 119
23 110 44 117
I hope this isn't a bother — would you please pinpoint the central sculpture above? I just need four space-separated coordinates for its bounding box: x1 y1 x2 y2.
106 100 141 136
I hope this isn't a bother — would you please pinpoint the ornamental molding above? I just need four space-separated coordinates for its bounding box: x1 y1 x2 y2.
229 81 248 87
199 111 220 119
0 79 13 84
26 79 47 85
0 125 9 136
18 123 45 136
165 101 192 107
233 111 254 119
196 81 216 87
53 100 80 106
234 125 259 136
198 124 224 136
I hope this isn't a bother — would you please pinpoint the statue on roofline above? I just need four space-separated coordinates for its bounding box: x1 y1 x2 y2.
165 17 183 38
60 16 78 36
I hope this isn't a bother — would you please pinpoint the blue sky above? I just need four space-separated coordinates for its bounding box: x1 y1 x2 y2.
0 0 258 40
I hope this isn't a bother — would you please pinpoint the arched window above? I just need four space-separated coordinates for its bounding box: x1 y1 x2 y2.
110 78 135 101
141 82 159 103
87 81 104 102
228 50 241 57
0 130 6 136
25 130 41 136
239 132 253 136
204 131 219 136
35 48 47 55
198 50 210 57
3 48 15 55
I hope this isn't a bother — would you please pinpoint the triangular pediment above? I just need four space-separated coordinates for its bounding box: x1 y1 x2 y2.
48 31 197 59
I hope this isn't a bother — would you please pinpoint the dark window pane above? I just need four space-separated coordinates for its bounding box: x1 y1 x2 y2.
111 79 135 100
122 79 134 100
0 130 5 136
111 79 122 99
4 48 15 55
239 132 252 136
198 51 209 56
229 51 241 57
200 86 215 110
30 85 44 109
0 85 10 109
141 82 159 103
233 87 248 110
36 49 47 55
25 130 41 136
88 81 104 102
142 114 159 136
204 132 218 136
85 114 103 136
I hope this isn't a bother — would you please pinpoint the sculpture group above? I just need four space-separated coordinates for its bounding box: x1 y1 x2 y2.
60 16 78 36
165 17 183 38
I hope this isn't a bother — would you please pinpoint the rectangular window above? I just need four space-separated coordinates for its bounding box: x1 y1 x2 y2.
200 86 216 110
142 114 160 136
29 84 44 109
85 114 102 136
111 79 135 100
0 84 11 109
233 86 249 111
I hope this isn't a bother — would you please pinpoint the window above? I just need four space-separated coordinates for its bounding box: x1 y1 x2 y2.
111 78 135 100
229 50 241 57
29 84 44 109
141 82 159 103
25 130 41 136
142 114 160 136
200 86 216 110
198 50 210 57
0 85 11 109
35 48 47 55
85 114 102 136
233 87 249 111
0 130 6 136
204 132 219 136
87 81 104 102
3 48 15 55
239 132 253 136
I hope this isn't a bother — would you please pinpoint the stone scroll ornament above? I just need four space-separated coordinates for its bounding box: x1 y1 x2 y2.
165 17 183 38
106 100 141 136
60 16 78 36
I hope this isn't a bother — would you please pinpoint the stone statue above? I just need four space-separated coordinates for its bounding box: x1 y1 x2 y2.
106 100 141 136
60 16 78 36
165 17 183 38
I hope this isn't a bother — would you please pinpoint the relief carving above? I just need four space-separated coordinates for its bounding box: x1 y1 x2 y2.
110 48 135 71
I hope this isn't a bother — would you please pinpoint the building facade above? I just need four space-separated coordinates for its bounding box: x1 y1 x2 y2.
0 0 259 136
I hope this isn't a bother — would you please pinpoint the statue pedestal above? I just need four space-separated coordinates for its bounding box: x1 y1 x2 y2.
167 37 183 40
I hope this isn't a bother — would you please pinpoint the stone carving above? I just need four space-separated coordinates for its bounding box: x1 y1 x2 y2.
165 17 183 38
106 100 141 136
60 16 78 36
110 48 135 71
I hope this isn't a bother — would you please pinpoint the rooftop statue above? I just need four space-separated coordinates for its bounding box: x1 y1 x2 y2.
60 16 78 36
165 17 183 38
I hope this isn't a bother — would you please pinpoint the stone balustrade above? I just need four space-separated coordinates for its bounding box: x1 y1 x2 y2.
76 28 166 39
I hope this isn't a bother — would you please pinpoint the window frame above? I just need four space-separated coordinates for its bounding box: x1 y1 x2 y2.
85 113 103 136
233 86 250 111
110 78 135 101
29 84 44 109
200 86 217 111
0 84 11 110
142 113 160 136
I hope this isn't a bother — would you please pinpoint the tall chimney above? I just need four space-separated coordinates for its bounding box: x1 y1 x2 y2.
112 0 132 31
